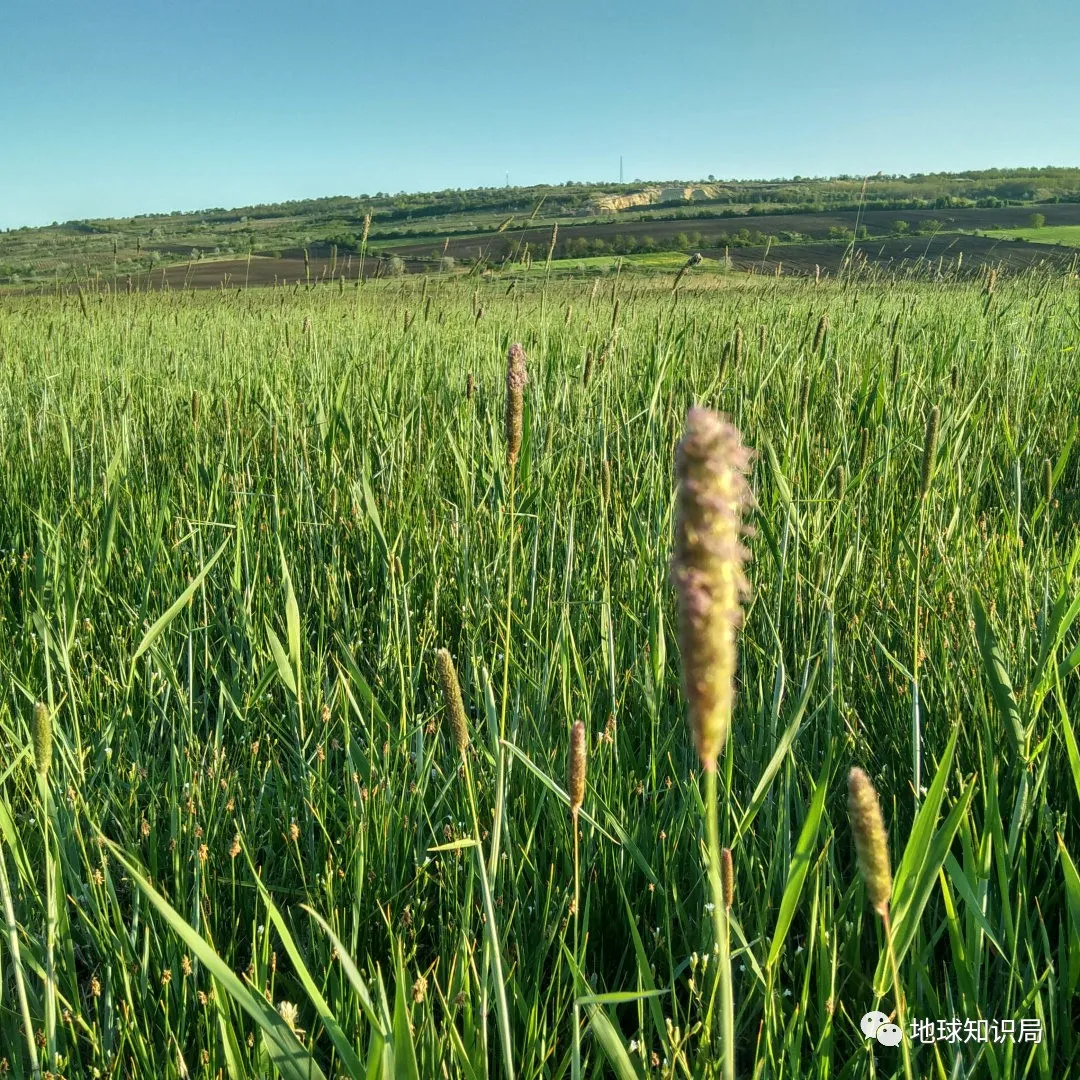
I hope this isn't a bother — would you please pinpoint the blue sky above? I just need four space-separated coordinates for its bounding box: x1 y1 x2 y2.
2 0 1077 229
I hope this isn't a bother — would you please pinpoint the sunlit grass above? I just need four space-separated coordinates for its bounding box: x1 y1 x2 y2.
0 268 1077 1078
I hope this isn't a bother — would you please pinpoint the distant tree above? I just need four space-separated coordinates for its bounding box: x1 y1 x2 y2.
891 220 910 235
439 256 455 272
1030 212 1046 228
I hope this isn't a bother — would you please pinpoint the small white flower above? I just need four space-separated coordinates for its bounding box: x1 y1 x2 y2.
430 768 437 779
704 902 715 913
795 945 804 954
783 988 792 997
628 1040 638 1053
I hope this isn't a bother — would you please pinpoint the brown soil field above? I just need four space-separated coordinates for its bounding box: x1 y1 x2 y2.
721 233 1078 277
388 203 1080 262
58 253 406 292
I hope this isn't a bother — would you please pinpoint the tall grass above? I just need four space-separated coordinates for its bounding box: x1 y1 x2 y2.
0 268 1077 1078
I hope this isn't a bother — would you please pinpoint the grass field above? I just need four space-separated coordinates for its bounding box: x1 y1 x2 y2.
1 269 1078 1079
982 225 1080 248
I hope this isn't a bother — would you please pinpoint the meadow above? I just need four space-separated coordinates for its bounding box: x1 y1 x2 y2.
981 226 1080 248
0 267 1078 1079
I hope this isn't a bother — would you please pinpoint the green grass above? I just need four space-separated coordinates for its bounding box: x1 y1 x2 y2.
0 269 1078 1078
982 225 1080 247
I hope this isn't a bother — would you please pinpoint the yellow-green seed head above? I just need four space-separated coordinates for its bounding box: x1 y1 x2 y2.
847 767 892 917
33 701 52 777
670 409 754 771
568 721 586 816
434 649 469 755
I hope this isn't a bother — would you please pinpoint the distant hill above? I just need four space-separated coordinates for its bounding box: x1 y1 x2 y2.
3 167 1079 286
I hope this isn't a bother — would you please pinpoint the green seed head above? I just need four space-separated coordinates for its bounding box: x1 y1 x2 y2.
847 767 892 917
920 406 940 499
33 701 52 777
434 649 469 756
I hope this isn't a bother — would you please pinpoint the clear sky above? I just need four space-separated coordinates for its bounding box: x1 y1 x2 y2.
2 0 1078 229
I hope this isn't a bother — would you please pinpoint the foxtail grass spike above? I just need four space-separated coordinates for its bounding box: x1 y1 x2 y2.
920 406 940 499
847 767 892 917
568 721 586 816
1044 457 1053 506
33 702 52 777
670 408 754 771
721 847 734 911
434 649 469 755
505 343 527 468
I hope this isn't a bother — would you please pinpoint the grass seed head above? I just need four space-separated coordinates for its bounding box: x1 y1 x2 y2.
505 343 527 468
847 766 892 917
1043 457 1053 505
721 847 734 911
920 406 940 499
434 649 469 756
671 408 754 771
568 721 586 816
33 701 52 777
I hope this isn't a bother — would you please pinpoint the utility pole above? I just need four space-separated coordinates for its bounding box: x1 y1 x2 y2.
619 156 623 184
